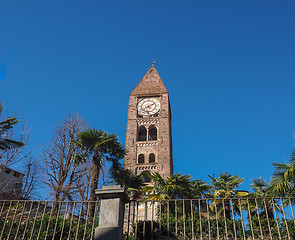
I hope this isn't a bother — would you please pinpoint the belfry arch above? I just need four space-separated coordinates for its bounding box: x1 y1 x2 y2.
137 126 147 141
149 153 155 163
148 126 157 141
138 154 145 164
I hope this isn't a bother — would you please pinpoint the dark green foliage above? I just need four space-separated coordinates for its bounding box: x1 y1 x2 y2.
160 213 245 239
131 216 246 240
247 214 295 239
125 234 136 240
0 103 25 151
0 214 98 240
132 221 163 240
111 166 145 199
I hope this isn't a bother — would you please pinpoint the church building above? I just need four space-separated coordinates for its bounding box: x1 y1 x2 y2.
124 64 173 182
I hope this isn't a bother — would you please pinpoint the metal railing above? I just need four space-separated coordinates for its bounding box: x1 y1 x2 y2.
1 198 295 239
0 200 99 240
125 197 295 240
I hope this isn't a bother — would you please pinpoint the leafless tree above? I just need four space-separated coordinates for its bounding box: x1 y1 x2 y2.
41 113 88 201
21 156 40 199
74 161 92 201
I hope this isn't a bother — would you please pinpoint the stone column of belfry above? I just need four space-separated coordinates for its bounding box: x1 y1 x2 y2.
124 64 173 183
123 65 174 229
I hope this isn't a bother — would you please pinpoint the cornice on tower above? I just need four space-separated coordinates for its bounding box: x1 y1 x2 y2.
130 65 168 96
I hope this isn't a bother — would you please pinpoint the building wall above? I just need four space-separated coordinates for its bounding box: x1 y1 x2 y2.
0 166 24 198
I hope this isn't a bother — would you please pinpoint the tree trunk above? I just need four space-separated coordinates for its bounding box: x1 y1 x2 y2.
89 154 101 217
224 199 231 219
53 185 63 213
265 200 274 219
53 190 61 202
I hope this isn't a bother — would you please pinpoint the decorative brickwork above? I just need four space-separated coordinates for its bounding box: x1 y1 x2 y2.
124 65 173 181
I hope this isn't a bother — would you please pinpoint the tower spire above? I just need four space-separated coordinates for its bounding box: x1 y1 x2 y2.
130 65 168 96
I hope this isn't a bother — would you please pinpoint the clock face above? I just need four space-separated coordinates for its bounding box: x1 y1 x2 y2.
138 98 160 116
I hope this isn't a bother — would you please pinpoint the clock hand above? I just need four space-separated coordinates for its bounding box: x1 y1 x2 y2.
147 103 155 108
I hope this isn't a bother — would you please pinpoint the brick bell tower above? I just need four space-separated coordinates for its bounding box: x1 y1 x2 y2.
124 64 173 182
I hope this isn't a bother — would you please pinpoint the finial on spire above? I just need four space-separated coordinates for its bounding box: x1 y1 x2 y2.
152 58 156 66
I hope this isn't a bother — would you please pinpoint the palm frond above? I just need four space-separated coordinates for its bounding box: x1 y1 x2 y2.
289 147 295 164
0 139 25 150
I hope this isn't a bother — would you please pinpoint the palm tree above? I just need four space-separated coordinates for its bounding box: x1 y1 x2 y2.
190 179 211 198
142 172 170 201
142 173 211 225
163 174 193 199
184 179 211 214
74 129 124 215
250 177 274 219
209 172 248 219
142 172 211 200
209 172 247 198
251 177 269 197
268 147 295 197
111 163 145 199
0 103 24 151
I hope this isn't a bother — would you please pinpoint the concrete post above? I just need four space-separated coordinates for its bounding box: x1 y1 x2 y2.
94 185 130 240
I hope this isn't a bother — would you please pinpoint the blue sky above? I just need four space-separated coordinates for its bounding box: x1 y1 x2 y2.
1 0 295 191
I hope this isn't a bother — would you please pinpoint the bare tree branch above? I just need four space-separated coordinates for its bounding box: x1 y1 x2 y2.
41 113 88 201
21 157 40 199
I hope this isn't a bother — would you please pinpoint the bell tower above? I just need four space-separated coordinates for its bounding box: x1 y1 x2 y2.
124 64 173 181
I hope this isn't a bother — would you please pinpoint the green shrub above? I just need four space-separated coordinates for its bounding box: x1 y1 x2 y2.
0 214 98 240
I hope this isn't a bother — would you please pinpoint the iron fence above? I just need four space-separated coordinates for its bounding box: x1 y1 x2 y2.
1 198 295 239
0 200 99 240
125 198 295 240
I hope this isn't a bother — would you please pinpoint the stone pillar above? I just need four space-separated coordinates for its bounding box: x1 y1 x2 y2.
94 185 130 240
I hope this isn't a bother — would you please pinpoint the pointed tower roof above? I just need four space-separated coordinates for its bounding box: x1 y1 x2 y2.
130 65 168 96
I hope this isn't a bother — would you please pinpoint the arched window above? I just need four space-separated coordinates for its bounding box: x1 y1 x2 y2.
138 127 147 141
141 171 151 183
149 153 155 163
148 126 157 141
138 154 145 164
